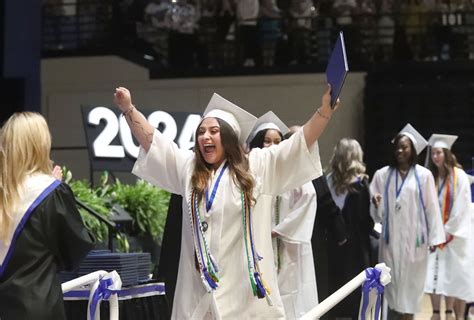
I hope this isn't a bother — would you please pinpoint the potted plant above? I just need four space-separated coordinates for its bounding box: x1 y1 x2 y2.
65 169 130 252
108 178 170 264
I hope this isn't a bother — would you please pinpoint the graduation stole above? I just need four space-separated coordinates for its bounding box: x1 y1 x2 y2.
187 188 271 303
437 168 456 249
0 174 61 278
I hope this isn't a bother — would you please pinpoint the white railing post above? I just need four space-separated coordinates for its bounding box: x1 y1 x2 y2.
301 263 391 320
61 270 121 320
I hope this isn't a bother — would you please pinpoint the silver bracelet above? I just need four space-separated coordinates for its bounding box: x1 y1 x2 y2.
316 107 330 120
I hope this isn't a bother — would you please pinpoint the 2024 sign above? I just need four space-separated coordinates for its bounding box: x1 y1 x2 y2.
84 106 201 159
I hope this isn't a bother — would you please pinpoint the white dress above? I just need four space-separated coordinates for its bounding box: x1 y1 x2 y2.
370 165 445 314
132 128 322 319
424 167 473 301
273 181 318 319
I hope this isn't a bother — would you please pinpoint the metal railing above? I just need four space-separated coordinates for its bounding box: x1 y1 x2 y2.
41 1 474 75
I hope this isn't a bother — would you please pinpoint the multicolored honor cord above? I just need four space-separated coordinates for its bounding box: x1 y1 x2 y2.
274 195 282 273
189 190 219 292
242 192 272 305
188 188 271 305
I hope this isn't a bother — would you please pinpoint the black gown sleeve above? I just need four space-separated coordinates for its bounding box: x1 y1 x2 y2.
41 183 96 271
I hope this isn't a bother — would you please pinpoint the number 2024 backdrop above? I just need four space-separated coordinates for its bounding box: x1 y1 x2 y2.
81 106 201 173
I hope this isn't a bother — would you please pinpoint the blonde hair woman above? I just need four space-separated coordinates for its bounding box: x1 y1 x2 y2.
0 112 94 320
326 138 375 320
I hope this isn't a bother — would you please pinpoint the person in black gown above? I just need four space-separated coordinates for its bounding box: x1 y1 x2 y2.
325 138 376 320
0 112 95 320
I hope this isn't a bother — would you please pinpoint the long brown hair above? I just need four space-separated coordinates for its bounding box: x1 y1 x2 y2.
191 118 255 205
428 148 462 180
0 112 53 243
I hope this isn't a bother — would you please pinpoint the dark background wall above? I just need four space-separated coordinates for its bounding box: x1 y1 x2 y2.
1 0 41 123
364 63 474 175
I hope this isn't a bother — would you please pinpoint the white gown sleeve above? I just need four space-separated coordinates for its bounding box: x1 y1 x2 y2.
132 130 194 195
369 168 384 224
250 128 322 196
272 182 317 244
444 168 472 239
421 167 445 246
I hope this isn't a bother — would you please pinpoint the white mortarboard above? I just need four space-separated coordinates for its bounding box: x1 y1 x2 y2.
427 134 458 150
395 123 428 155
202 93 257 145
247 111 289 144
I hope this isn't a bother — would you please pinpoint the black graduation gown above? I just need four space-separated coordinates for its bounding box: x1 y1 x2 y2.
0 183 95 320
327 177 375 320
311 175 346 310
156 193 182 318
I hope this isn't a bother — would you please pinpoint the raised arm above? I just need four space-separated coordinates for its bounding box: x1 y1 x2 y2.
114 87 155 152
303 85 339 147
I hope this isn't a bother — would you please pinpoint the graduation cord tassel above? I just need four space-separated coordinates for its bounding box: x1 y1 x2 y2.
241 192 272 303
242 192 258 295
195 192 219 289
189 191 212 292
274 196 282 273
188 190 219 292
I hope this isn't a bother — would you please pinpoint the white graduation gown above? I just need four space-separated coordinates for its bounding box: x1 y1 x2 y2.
370 165 445 314
273 181 318 319
470 201 474 302
132 128 322 319
425 167 473 300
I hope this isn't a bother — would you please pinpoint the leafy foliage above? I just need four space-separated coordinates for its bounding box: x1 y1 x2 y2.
64 168 169 252
67 176 110 244
108 179 170 242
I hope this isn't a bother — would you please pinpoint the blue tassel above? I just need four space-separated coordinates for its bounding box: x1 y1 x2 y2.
200 274 212 293
254 272 266 299
203 268 218 290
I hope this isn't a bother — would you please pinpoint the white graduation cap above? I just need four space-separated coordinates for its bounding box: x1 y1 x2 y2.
427 134 458 150
202 93 257 145
395 123 428 155
247 111 289 144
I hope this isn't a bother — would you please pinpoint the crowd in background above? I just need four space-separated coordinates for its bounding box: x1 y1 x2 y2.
42 0 474 69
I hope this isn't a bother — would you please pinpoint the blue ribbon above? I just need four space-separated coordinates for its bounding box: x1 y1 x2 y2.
205 162 229 212
360 267 384 320
89 278 118 320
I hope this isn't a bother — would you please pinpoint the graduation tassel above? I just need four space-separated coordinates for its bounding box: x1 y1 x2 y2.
241 192 272 303
202 268 218 290
254 272 267 298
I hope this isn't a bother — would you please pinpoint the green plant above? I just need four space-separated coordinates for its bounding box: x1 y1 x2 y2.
64 168 130 252
109 179 170 242
68 178 110 243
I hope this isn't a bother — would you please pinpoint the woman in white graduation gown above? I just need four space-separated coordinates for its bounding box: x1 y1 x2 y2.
424 134 472 320
370 124 445 320
113 86 338 319
247 112 318 319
